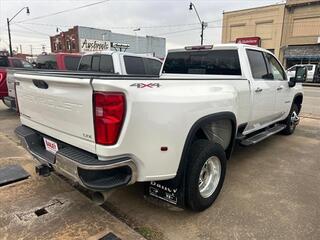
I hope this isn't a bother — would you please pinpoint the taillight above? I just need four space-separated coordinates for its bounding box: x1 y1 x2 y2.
93 92 126 145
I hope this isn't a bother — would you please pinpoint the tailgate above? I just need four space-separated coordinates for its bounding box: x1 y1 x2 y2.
15 73 96 152
6 68 16 98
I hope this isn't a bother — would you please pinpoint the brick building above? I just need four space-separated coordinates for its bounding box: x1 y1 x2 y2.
222 0 320 67
50 26 166 58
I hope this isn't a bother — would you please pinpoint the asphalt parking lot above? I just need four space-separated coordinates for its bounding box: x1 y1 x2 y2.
0 86 319 240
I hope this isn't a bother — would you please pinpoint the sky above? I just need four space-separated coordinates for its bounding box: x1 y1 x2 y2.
0 0 285 54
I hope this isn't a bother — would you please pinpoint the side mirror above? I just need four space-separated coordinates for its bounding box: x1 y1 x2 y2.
289 66 307 87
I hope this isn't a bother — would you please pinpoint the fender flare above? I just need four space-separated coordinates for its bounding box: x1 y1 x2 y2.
173 111 237 186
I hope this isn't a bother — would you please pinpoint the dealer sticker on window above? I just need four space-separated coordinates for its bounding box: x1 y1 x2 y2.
43 137 59 154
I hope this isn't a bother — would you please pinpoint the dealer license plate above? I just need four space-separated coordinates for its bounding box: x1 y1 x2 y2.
43 137 59 154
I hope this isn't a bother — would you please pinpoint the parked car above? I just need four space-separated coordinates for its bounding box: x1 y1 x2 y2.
0 56 33 107
77 51 162 75
36 53 81 70
286 64 316 82
14 44 305 211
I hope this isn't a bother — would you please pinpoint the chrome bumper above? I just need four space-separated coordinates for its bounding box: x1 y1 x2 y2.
15 125 137 191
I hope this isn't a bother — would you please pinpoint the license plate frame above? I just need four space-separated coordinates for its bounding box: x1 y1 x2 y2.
43 137 59 154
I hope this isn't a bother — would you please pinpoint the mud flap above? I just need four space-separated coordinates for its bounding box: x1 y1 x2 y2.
145 178 186 209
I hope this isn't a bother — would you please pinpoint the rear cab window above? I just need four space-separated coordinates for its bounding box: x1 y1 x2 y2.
124 56 162 75
78 54 114 73
162 49 242 75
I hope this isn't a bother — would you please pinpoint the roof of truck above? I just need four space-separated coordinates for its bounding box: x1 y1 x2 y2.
168 43 274 55
82 51 161 61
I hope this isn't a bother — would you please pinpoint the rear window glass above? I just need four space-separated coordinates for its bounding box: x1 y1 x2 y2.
145 59 162 75
36 55 57 69
91 56 100 71
124 56 145 74
124 56 162 75
78 55 92 71
100 55 114 73
78 54 114 73
64 56 81 70
163 50 242 75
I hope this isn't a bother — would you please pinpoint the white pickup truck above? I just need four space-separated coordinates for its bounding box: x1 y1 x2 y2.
4 51 162 110
14 44 305 211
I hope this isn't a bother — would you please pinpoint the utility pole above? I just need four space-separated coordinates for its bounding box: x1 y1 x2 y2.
7 7 30 57
30 45 33 56
20 44 22 53
7 18 13 56
189 2 207 45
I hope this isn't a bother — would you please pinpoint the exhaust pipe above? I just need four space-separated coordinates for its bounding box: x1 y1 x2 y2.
91 190 114 205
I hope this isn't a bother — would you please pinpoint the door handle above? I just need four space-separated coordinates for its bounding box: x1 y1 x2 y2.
255 87 263 93
277 86 283 91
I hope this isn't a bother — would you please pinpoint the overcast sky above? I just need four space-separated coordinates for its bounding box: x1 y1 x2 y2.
0 0 284 54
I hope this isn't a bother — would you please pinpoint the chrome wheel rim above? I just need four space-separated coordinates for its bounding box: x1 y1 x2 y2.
198 156 221 198
290 110 299 130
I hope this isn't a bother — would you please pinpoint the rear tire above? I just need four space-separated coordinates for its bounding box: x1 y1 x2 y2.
185 140 226 211
281 103 299 135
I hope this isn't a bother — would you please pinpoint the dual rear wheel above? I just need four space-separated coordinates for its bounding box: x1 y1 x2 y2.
185 140 226 211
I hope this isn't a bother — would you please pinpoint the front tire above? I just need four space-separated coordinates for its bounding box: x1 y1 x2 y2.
281 103 300 135
185 140 226 211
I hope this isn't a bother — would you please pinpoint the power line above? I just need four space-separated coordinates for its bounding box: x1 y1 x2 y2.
14 0 111 23
13 23 51 36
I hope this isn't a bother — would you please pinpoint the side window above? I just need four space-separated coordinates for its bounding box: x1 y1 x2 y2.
100 55 114 73
246 50 269 80
144 59 162 75
91 55 100 71
12 59 23 68
124 56 145 74
78 55 92 71
265 54 286 80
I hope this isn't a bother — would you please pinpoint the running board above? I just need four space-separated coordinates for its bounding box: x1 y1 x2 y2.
240 124 286 146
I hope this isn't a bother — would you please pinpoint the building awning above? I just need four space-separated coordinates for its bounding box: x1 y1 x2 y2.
284 45 320 59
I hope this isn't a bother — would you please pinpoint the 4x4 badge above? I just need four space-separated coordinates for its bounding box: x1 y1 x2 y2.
130 83 160 88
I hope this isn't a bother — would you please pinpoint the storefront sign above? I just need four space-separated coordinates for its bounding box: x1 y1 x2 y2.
80 38 110 52
236 37 261 46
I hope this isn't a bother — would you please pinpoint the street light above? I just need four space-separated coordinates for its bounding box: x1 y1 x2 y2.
7 7 30 56
133 28 141 53
189 2 207 45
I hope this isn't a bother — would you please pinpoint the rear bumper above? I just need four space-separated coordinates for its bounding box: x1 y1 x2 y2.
15 125 137 191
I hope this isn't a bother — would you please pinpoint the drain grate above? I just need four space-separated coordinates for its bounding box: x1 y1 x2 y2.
99 232 121 240
0 165 30 187
34 208 48 217
16 199 66 221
